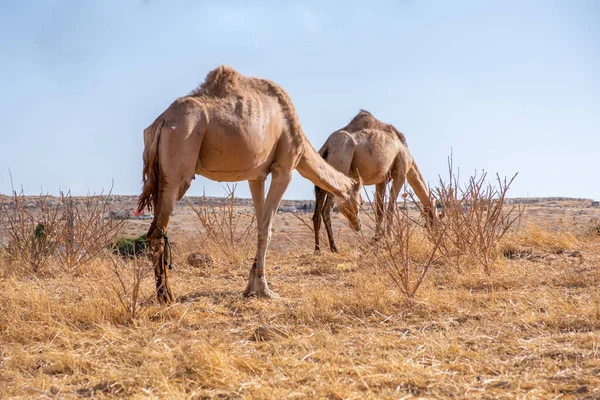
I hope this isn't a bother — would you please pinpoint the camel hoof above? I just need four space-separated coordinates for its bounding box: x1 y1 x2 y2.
243 273 279 299
257 289 280 299
371 236 383 245
243 288 280 299
157 291 173 304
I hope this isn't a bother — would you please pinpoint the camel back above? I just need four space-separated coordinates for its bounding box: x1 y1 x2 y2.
343 110 407 145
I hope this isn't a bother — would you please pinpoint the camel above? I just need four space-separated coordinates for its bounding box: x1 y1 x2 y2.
135 65 362 303
312 110 437 252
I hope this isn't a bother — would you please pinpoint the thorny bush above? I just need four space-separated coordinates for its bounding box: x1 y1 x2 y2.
187 185 256 268
1 189 125 273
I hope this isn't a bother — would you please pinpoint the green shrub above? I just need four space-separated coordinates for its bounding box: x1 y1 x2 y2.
111 234 148 258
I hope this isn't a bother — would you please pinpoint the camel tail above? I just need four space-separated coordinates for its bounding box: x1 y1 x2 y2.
137 119 164 213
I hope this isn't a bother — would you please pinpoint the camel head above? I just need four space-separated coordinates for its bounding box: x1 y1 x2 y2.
336 178 363 231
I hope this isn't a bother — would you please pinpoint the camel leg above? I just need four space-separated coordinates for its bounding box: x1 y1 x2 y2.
312 186 326 252
243 168 293 298
148 183 182 304
407 165 436 226
322 194 338 252
243 179 265 297
373 181 387 241
386 173 406 236
149 117 204 303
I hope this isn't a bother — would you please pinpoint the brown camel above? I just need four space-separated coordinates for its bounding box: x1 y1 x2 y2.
135 65 362 302
313 110 436 252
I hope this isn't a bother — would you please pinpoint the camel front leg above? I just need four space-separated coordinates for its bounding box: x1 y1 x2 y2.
243 179 265 297
407 166 437 227
373 181 387 241
386 174 406 236
243 168 292 298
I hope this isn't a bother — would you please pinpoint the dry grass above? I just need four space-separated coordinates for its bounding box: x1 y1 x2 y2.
1 211 599 399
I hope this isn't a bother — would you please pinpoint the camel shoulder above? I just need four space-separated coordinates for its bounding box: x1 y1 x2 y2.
326 130 357 146
319 130 357 156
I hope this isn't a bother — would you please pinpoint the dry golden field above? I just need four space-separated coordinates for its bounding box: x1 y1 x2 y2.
1 196 599 399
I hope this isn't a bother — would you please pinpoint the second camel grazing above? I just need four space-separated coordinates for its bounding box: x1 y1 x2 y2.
313 110 437 252
135 65 363 302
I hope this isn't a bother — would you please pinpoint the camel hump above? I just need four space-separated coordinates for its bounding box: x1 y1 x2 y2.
189 65 306 149
345 109 407 145
191 65 241 98
345 109 377 131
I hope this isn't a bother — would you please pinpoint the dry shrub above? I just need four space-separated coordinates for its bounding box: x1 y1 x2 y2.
431 156 523 274
187 185 255 268
356 155 523 299
109 255 153 320
359 191 447 300
1 192 60 272
54 191 126 270
1 189 125 273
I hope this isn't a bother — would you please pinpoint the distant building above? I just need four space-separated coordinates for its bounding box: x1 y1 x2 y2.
295 202 315 213
592 201 600 207
277 206 297 213
132 214 153 220
109 210 132 220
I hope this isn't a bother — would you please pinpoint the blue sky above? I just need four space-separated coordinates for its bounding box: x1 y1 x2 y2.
0 1 598 200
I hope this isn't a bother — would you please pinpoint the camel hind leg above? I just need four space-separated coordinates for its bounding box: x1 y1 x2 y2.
148 182 182 304
312 186 327 252
321 193 338 252
148 115 205 303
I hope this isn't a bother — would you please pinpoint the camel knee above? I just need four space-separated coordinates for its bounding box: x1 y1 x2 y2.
257 232 269 249
312 210 321 225
148 234 164 256
322 209 332 224
147 226 162 243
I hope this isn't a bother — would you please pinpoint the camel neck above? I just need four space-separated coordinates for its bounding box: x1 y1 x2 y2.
296 141 354 198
